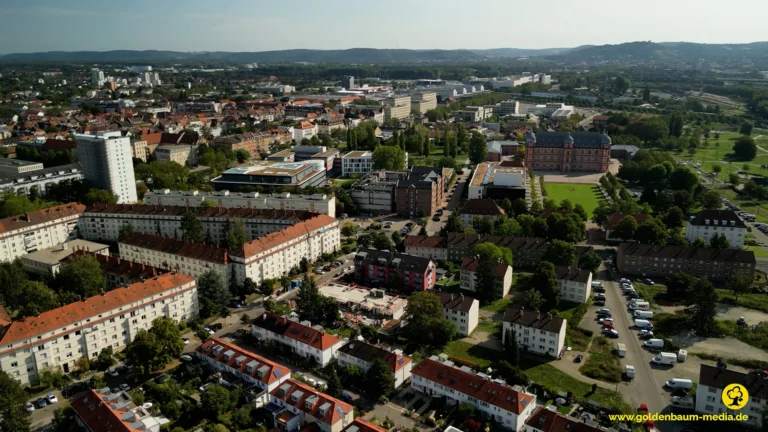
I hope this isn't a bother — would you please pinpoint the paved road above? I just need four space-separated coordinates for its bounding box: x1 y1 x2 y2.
426 166 470 234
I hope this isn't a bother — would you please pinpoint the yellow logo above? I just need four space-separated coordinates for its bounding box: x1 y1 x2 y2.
722 383 749 410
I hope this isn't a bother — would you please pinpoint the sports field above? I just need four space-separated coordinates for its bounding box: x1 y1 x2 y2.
544 183 604 218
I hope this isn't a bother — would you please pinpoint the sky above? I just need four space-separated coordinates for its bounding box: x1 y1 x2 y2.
1 0 767 54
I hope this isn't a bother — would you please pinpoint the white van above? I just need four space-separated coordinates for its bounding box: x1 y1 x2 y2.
632 301 650 311
634 310 654 320
665 378 693 390
644 338 664 350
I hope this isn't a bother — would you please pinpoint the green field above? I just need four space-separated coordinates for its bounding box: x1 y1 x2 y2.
544 183 605 218
746 245 768 258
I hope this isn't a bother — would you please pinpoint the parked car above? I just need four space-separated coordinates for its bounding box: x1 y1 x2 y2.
119 384 131 392
229 300 242 308
574 354 583 363
46 394 58 404
313 269 326 275
644 279 655 285
210 323 224 331
199 383 212 392
749 369 768 378
638 330 654 340
432 216 441 221
181 355 193 362
26 402 35 412
204 327 215 335
603 329 619 338
106 368 119 377
35 398 47 408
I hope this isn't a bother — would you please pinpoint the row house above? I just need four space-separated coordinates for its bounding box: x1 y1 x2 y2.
0 273 197 385
459 257 513 300
268 378 354 432
337 340 412 389
444 233 548 266
196 337 291 405
502 308 566 358
434 292 479 336
354 249 436 292
251 312 346 367
72 388 171 432
0 202 84 262
411 356 537 431
524 406 606 432
402 236 447 261
555 266 592 304
617 243 756 282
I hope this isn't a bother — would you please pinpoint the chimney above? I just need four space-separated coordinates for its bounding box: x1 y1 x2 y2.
451 294 454 301
537 311 540 320
117 257 120 265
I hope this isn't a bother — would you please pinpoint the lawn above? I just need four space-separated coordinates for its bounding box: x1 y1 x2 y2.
746 245 768 258
481 297 513 313
634 283 668 307
409 152 468 168
716 289 768 313
476 316 501 335
578 337 622 383
543 183 604 218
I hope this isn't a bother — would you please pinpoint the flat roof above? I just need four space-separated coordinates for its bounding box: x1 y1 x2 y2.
0 159 42 167
343 151 372 158
269 149 295 158
23 239 110 265
319 282 407 314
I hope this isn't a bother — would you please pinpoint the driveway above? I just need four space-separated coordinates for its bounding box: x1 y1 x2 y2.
28 390 65 431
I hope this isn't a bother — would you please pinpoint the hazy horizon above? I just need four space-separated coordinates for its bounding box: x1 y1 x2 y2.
1 0 767 54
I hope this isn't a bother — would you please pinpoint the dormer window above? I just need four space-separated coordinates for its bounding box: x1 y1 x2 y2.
705 219 710 225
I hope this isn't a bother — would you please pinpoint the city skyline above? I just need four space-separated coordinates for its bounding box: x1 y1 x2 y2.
1 0 766 54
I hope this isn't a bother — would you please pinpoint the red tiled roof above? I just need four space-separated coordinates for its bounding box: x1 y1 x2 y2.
252 311 342 351
459 257 511 277
0 203 84 235
337 341 411 373
460 199 504 216
197 337 290 385
412 358 534 414
298 120 314 129
524 407 603 432
0 305 11 327
0 272 195 347
63 250 165 281
403 236 445 249
119 232 228 264
605 213 648 230
270 379 353 426
70 389 136 432
342 419 389 432
239 215 337 257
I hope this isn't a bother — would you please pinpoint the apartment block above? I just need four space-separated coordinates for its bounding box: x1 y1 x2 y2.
0 163 84 197
155 144 197 167
433 292 479 336
74 132 138 203
0 203 84 263
354 249 436 292
0 273 198 385
617 243 755 282
384 96 411 121
212 132 276 157
395 166 451 218
410 92 437 115
0 159 44 174
267 379 354 432
695 364 767 428
21 239 109 276
685 209 747 249
459 257 513 299
251 312 346 367
337 340 412 389
445 234 549 266
493 100 520 117
503 308 566 358
402 236 448 261
459 199 505 227
555 266 592 304
341 151 373 177
411 356 537 431
144 189 336 218
64 250 168 290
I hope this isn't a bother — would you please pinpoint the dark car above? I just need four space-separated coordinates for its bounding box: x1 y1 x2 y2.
229 300 242 308
35 398 47 409
574 354 583 363
432 216 441 221
210 323 224 331
594 300 605 306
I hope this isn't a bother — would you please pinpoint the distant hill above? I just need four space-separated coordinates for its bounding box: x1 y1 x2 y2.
547 41 768 64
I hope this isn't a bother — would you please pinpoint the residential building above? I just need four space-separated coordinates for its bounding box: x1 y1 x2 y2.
524 406 605 432
144 189 336 217
21 239 109 275
433 292 479 336
695 364 767 428
294 121 318 142
118 232 231 286
0 159 43 175
411 356 537 431
341 151 373 177
459 257 513 299
213 132 276 157
0 163 83 196
0 203 84 262
404 233 550 267
131 139 149 162
410 92 437 115
395 166 452 217
317 118 346 135
74 132 138 203
319 283 407 321
468 162 526 201
0 272 197 385
337 340 412 388
453 106 492 122
459 199 505 227
71 388 170 432
604 213 649 242
267 378 354 432
402 236 448 261
555 266 592 304
251 312 346 367
485 142 522 162
502 308 566 358
384 96 411 121
342 418 390 432
349 171 402 213
174 101 221 113
493 100 520 117
617 243 756 282
155 144 197 167
524 131 611 173
211 160 327 191
63 250 167 290
685 209 747 248
354 249 437 292
312 149 340 172
196 337 291 404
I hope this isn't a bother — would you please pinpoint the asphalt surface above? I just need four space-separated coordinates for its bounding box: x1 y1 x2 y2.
426 163 470 234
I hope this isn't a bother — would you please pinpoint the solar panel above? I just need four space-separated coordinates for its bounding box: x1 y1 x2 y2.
397 358 405 365
274 369 283 378
521 398 529 407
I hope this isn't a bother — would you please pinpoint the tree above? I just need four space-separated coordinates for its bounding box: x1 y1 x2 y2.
662 206 685 229
437 156 456 169
56 254 106 298
668 114 684 137
698 190 722 210
690 278 718 335
372 145 407 170
341 222 357 237
0 371 31 432
180 212 204 243
525 288 545 311
296 274 324 322
456 123 469 154
541 239 576 267
402 291 456 347
712 164 722 176
634 218 669 245
83 188 118 205
740 121 753 136
512 198 528 216
224 218 248 249
18 281 60 317
473 243 510 304
365 358 395 399
614 76 631 94
473 216 495 235
666 272 696 301
468 132 487 164
642 86 651 102
201 384 233 418
327 367 344 398
125 317 183 375
573 203 588 222
94 346 116 371
118 222 135 240
625 117 669 143
503 329 520 366
235 149 250 163
423 134 431 157
611 215 638 241
709 233 730 249
691 237 707 248
578 250 602 275
726 272 752 301
444 213 464 233
729 173 741 187
733 136 757 160
533 261 559 310
259 279 275 297
197 271 231 318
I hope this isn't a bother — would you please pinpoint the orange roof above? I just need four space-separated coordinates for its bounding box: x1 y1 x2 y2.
141 132 163 145
343 419 389 432
0 272 195 347
460 257 511 277
64 250 165 281
0 203 84 235
119 232 228 264
252 311 341 351
70 389 136 432
298 120 314 129
270 379 353 425
0 305 11 327
239 215 337 257
197 337 290 385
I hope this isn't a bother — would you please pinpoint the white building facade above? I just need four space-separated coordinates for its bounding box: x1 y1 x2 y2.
555 267 592 304
74 132 138 203
685 210 747 249
0 203 84 263
434 292 479 336
336 340 412 389
695 364 766 428
341 151 373 177
144 190 336 218
251 312 346 367
502 308 566 358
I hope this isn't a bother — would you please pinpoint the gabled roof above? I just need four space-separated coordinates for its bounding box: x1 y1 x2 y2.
554 266 591 283
446 233 548 252
618 243 756 265
0 202 85 235
529 132 607 148
413 358 534 414
70 389 136 432
524 407 605 432
433 291 477 313
354 248 434 274
252 312 342 351
460 257 511 277
404 236 446 249
342 418 390 432
119 232 228 264
459 199 504 217
698 364 768 400
502 308 566 334
270 379 353 425
688 209 747 228
238 214 337 257
63 250 165 282
197 337 290 385
337 340 411 372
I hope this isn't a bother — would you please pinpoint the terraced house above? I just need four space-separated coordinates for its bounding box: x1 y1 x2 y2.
337 340 412 389
267 378 354 432
617 243 756 281
251 312 346 367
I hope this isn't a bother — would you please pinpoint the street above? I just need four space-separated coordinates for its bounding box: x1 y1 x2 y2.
426 164 470 234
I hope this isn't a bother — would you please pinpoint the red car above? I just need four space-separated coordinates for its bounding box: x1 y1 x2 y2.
602 322 615 330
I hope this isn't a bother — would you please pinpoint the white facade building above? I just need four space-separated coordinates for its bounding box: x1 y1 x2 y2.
0 273 198 385
434 292 479 336
459 257 513 299
0 203 84 263
251 312 346 367
337 340 412 389
268 379 354 432
502 308 566 358
21 239 109 276
493 100 520 117
341 151 373 177
0 164 84 197
144 189 336 218
695 364 766 428
685 210 747 249
412 356 537 431
555 266 592 304
74 132 138 204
